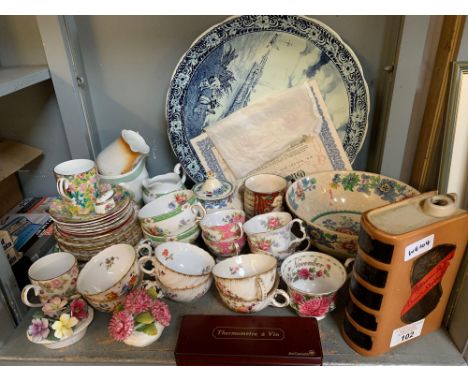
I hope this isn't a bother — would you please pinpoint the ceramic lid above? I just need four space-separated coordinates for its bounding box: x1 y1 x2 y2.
192 172 234 201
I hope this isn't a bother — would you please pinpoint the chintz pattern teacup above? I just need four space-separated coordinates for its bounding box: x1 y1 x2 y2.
77 244 141 313
138 242 214 290
202 232 245 259
138 190 205 236
54 159 100 215
244 212 310 260
280 252 351 319
243 173 287 218
21 252 79 307
200 209 245 241
212 254 277 301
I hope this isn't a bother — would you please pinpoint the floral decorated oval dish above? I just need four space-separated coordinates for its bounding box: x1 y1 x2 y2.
286 171 419 258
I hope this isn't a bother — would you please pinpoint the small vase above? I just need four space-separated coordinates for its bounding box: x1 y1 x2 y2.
123 322 164 347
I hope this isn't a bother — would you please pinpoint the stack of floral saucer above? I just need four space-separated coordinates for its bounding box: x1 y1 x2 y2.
49 185 142 262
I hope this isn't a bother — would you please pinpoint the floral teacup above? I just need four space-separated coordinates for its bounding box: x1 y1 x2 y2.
138 189 206 237
199 209 245 242
212 254 277 301
138 242 214 290
54 159 100 215
142 224 200 246
280 251 352 319
217 274 290 313
21 252 79 307
202 232 246 259
152 277 213 303
77 244 141 313
244 212 310 260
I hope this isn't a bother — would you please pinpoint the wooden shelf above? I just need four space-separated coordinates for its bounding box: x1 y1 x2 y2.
0 66 50 97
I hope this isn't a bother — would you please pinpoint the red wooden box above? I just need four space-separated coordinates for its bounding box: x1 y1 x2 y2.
174 314 323 366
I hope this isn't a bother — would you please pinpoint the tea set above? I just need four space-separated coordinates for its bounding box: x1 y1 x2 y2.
19 128 422 349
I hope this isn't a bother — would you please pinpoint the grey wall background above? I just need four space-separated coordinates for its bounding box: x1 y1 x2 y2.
1 15 401 196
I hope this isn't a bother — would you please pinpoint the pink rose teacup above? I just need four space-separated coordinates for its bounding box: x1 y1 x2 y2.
202 232 246 259
280 251 352 320
199 209 245 242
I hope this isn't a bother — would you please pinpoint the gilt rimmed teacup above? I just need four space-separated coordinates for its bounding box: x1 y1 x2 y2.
217 274 290 313
212 254 277 301
54 159 100 215
243 173 287 218
21 252 79 307
142 224 200 246
244 212 310 260
152 277 212 303
138 189 206 236
138 242 214 290
77 244 141 313
199 209 245 241
280 251 351 320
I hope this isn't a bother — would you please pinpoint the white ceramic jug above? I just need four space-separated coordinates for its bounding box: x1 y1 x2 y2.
99 156 149 205
96 130 150 176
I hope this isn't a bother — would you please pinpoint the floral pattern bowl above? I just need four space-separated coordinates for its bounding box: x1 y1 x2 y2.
77 244 141 313
281 251 351 320
286 171 419 258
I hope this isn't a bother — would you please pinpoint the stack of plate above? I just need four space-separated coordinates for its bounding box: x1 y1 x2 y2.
49 185 142 262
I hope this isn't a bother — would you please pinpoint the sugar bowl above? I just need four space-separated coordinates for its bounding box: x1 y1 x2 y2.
192 172 235 212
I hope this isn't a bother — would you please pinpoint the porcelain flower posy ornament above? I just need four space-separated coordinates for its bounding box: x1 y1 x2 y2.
108 286 171 347
26 295 94 349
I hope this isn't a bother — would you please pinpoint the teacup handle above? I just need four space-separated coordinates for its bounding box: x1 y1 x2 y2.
21 284 44 307
269 289 290 308
191 204 206 221
255 277 268 301
138 255 157 276
235 222 244 238
56 178 74 203
344 258 355 280
232 242 241 255
288 219 310 250
174 163 187 186
143 279 165 298
136 239 153 258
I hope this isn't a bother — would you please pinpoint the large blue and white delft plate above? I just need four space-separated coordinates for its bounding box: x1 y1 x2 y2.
166 15 370 182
